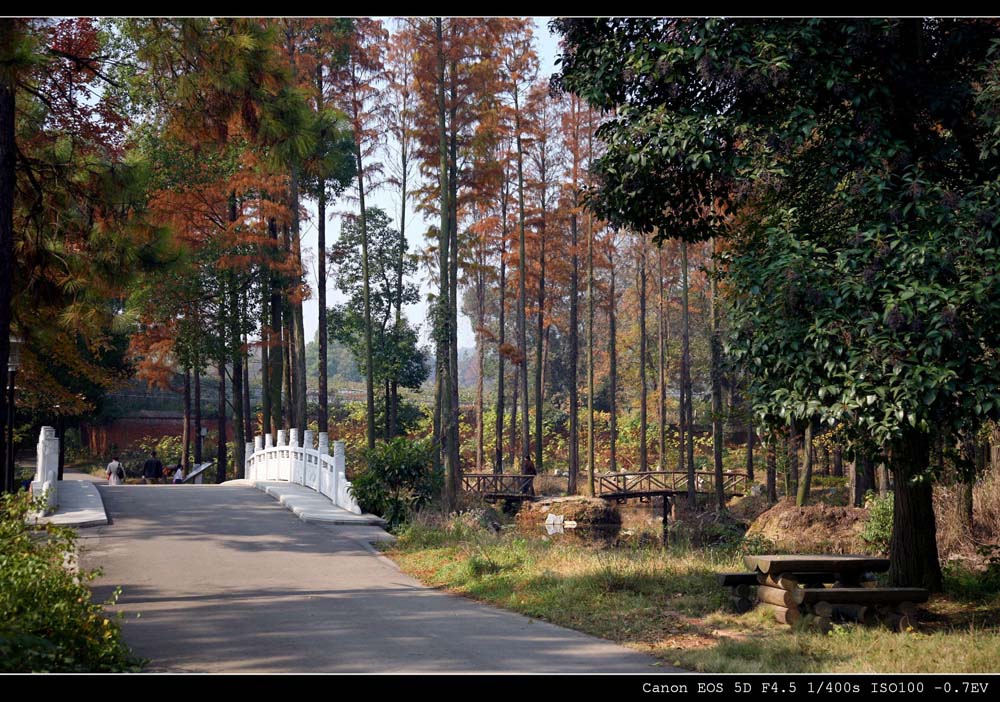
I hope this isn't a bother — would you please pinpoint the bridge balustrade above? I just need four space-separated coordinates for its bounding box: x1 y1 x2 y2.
244 430 362 515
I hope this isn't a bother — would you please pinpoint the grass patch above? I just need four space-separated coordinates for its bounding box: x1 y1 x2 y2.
386 517 1000 673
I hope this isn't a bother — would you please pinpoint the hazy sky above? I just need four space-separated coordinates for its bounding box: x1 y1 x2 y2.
301 18 561 350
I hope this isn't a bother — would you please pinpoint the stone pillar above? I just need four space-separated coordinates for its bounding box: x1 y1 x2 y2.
276 430 287 447
264 433 273 448
302 429 314 450
254 435 263 451
244 442 253 479
33 427 59 513
318 432 330 456
289 428 299 448
333 440 346 472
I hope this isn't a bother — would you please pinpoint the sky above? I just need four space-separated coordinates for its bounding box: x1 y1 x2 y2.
300 18 562 351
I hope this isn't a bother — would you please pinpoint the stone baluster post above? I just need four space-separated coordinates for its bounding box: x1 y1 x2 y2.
33 427 59 514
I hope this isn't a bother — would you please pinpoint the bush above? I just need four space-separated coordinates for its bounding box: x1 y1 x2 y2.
349 438 441 529
861 490 894 554
0 492 140 671
944 544 1000 599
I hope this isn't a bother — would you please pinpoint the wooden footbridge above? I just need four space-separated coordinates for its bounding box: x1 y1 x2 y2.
462 470 750 503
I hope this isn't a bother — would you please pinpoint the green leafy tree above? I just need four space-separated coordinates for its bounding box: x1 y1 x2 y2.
555 18 1000 589
329 206 428 438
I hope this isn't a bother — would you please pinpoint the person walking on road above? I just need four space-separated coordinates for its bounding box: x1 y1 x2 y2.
106 456 124 486
143 450 163 485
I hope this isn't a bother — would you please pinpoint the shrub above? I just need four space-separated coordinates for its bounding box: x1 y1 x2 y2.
349 438 441 529
0 492 140 671
861 490 894 554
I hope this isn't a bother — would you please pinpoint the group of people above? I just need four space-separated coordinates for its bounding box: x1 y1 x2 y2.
105 450 186 485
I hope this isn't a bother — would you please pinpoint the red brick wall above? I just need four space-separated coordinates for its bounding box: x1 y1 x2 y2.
82 417 235 456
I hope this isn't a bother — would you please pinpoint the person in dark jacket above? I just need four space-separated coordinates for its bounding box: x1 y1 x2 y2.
521 452 536 496
143 450 163 485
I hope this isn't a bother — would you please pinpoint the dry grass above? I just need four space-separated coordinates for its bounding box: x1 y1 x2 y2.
935 470 1000 568
385 515 1000 673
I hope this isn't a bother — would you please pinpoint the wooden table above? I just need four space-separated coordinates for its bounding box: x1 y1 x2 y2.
742 554 925 630
745 554 889 585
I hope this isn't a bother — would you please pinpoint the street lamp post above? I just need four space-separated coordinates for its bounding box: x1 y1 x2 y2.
5 335 22 494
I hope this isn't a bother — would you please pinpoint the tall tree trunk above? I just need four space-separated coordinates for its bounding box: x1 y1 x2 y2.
475 250 485 473
384 377 391 440
493 228 508 473
290 175 307 441
216 356 227 484
568 211 579 494
432 362 442 476
681 240 694 503
586 214 595 495
317 187 329 436
182 366 191 472
796 418 814 506
746 422 755 482
242 328 251 440
355 141 376 451
788 419 800 497
434 19 456 509
889 429 943 591
638 236 648 474
608 239 618 473
0 25 14 490
494 197 508 475
447 75 461 497
194 354 202 465
766 438 777 503
851 452 875 507
710 240 725 510
534 207 545 476
282 313 292 432
657 246 667 473
227 195 245 477
391 64 409 441
514 88 530 470
833 447 844 478
262 218 276 437
509 362 519 470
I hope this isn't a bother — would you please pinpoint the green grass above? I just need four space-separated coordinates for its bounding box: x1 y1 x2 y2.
385 520 1000 673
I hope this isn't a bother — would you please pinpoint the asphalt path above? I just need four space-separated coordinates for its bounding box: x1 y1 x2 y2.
79 482 673 673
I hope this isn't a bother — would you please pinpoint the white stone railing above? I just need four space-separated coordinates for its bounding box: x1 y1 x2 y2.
244 429 361 515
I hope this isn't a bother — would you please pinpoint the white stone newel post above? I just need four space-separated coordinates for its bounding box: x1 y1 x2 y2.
318 432 329 456
263 433 273 481
290 428 302 484
251 436 263 481
289 428 299 448
276 430 287 480
244 442 253 479
333 440 360 514
300 430 314 487
33 427 59 513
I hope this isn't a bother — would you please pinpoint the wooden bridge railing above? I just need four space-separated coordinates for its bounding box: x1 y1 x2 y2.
462 473 535 497
462 470 749 500
595 470 749 498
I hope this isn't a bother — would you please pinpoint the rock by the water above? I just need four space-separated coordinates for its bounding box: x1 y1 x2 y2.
517 496 621 527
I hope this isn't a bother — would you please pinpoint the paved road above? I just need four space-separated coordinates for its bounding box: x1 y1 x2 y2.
79 483 671 673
